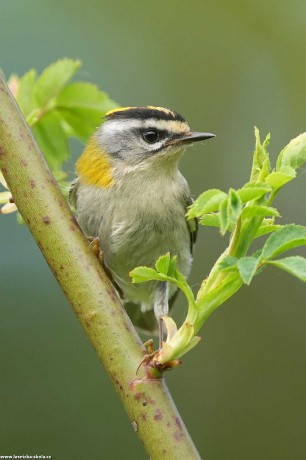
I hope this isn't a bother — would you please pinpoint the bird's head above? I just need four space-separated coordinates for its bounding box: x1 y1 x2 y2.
76 106 215 187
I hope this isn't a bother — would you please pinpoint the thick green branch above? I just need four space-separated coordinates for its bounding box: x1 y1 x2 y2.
0 73 200 460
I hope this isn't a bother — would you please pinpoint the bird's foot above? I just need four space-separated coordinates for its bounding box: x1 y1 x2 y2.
136 339 182 377
87 236 104 263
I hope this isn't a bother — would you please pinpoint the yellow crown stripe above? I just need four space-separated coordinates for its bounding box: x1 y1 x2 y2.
106 106 176 117
76 137 114 188
146 106 175 116
106 106 136 116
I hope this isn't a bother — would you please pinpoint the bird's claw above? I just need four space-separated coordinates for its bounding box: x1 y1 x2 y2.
136 339 182 376
87 236 104 263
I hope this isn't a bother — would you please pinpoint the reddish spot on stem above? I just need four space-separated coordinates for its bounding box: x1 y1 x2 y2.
174 431 184 442
21 158 28 166
30 179 36 188
154 409 163 421
42 216 51 225
140 412 147 422
175 416 182 430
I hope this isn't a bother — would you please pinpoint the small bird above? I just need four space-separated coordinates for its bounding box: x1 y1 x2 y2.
70 106 214 345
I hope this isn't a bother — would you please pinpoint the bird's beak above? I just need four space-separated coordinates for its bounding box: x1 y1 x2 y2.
166 132 216 147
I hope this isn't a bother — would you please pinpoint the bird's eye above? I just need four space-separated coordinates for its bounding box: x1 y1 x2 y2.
142 129 159 144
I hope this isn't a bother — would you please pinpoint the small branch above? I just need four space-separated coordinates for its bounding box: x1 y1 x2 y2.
0 73 201 460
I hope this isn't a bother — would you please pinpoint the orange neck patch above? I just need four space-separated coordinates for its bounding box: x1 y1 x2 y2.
76 137 114 188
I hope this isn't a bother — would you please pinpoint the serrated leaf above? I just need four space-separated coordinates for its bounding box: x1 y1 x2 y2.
276 132 306 172
129 266 165 283
32 112 69 169
200 213 220 227
260 225 306 261
155 253 171 275
241 205 280 219
57 82 117 141
250 128 271 183
217 189 242 235
219 197 230 235
219 256 238 271
228 188 242 222
268 256 306 282
258 158 271 183
255 223 283 238
187 189 227 219
34 59 81 106
57 81 117 112
15 69 37 118
167 255 178 278
265 167 296 190
237 257 259 285
237 182 271 203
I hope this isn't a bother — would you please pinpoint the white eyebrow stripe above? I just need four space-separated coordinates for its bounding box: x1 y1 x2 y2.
101 118 190 135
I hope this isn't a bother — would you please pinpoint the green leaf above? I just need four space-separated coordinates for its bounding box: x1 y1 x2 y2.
217 189 242 235
129 267 165 283
168 256 177 279
250 128 271 183
57 81 117 112
219 197 230 235
220 255 259 284
255 222 283 238
167 255 178 278
34 59 81 106
268 256 306 282
32 112 69 169
241 205 280 219
200 213 220 228
237 182 271 203
237 257 259 285
187 189 227 219
260 225 306 261
219 256 238 271
155 253 171 275
57 82 117 141
265 167 296 190
52 170 68 181
276 132 306 172
15 69 37 118
228 188 242 222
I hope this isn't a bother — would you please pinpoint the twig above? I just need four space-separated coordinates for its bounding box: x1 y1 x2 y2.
0 73 201 460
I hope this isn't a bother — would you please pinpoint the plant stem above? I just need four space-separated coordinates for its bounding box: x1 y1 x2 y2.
0 73 201 460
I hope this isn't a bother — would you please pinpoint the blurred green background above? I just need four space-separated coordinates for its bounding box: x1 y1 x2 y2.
1 1 306 458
